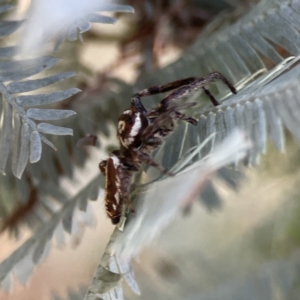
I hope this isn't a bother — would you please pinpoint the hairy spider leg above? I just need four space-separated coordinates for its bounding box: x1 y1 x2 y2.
134 150 174 176
202 87 219 106
131 77 197 113
137 102 197 154
133 105 201 175
131 72 236 112
160 72 236 108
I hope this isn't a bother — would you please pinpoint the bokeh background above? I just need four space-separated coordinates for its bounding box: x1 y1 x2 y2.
2 0 300 299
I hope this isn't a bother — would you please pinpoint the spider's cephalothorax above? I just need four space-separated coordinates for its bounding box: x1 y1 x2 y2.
117 106 149 149
100 72 237 224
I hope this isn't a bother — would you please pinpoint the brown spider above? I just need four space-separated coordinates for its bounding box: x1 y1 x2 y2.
99 72 236 224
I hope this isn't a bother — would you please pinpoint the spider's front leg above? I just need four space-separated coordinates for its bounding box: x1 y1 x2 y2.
131 72 236 112
159 72 236 109
131 77 197 113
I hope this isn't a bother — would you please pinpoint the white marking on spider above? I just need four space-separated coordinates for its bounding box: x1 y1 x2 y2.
115 176 120 189
139 89 147 94
129 112 141 137
123 110 132 115
114 192 120 204
111 156 120 168
118 120 126 133
123 137 134 146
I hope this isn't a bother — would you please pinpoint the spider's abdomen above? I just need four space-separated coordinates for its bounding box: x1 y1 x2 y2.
103 154 134 224
117 108 149 149
104 156 122 224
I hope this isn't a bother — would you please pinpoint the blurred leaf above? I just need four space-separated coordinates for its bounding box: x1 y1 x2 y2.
27 109 76 121
37 123 73 136
17 88 80 107
7 72 76 93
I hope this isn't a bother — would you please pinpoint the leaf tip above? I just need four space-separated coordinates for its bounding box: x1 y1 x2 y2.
29 158 40 164
15 174 22 179
74 88 82 94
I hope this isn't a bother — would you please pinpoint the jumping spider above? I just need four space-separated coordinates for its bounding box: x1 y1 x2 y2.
99 72 236 224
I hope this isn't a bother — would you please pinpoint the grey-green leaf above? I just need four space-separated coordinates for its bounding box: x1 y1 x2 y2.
0 20 22 37
0 101 12 175
62 200 77 233
30 131 42 163
16 123 30 179
0 46 17 57
32 239 51 264
67 25 77 41
77 20 91 33
88 266 121 294
12 112 22 177
37 123 73 136
17 88 80 107
27 109 76 121
98 4 134 13
200 182 221 210
7 72 76 94
14 257 35 286
86 14 116 24
0 56 59 82
39 134 57 150
0 56 58 71
0 5 14 14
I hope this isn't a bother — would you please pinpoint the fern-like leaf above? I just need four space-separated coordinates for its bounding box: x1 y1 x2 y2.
0 174 101 289
81 0 300 297
20 2 134 53
0 61 80 178
0 0 134 270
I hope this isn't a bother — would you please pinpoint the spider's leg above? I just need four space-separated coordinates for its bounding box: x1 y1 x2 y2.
202 87 219 106
204 72 237 95
131 77 197 113
132 72 236 111
176 111 198 125
131 95 148 114
142 112 174 142
134 77 197 97
135 151 174 176
160 71 236 108
122 192 135 214
143 136 163 147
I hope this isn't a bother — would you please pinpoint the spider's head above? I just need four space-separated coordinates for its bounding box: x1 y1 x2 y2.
117 108 148 149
